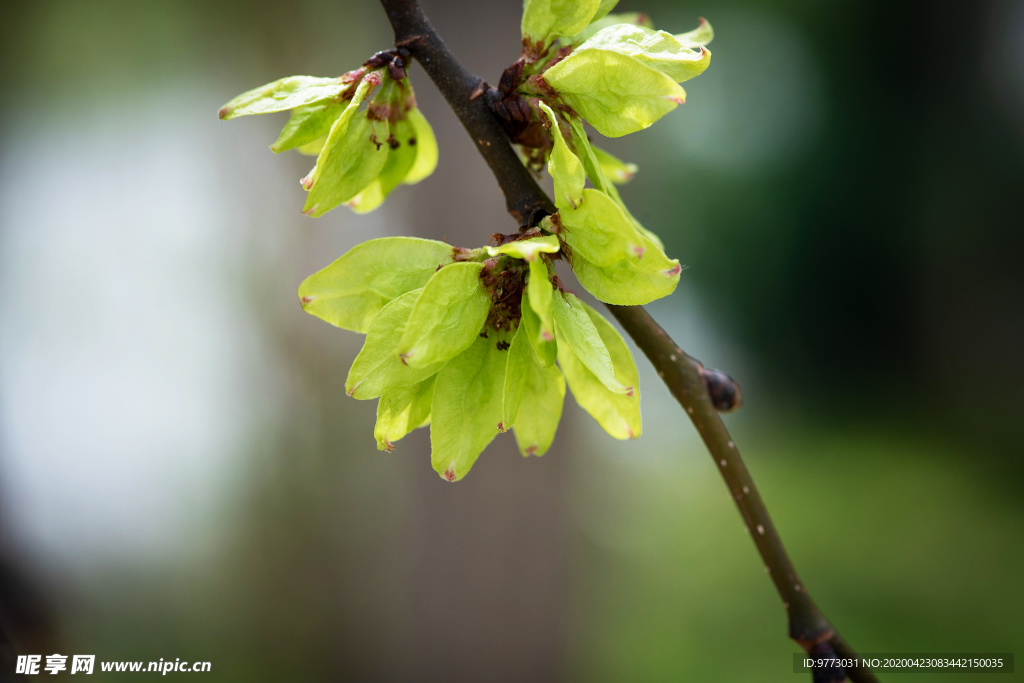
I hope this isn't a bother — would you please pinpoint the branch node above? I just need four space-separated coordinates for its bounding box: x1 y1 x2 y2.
469 80 487 101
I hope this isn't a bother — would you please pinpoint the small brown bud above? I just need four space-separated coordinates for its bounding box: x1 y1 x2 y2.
700 366 743 412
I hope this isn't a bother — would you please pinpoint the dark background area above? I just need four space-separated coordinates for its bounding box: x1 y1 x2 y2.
0 0 1021 680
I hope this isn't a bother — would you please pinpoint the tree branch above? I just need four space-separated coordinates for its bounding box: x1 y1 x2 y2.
378 1 877 680
379 0 554 227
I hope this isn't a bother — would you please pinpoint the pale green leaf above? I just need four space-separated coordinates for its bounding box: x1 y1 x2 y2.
296 136 326 156
571 11 653 45
559 189 680 305
568 118 665 250
499 315 565 454
397 262 491 368
344 97 437 213
544 49 685 137
558 302 640 439
501 321 532 430
538 102 585 210
346 290 448 400
302 114 389 217
219 76 350 120
485 234 560 261
527 257 555 342
404 107 438 184
570 250 680 306
603 179 666 249
551 291 627 394
271 101 345 153
374 375 435 451
632 219 665 251
512 344 565 456
593 145 638 184
346 180 387 215
577 24 710 83
522 0 602 43
348 116 419 214
568 117 611 193
430 335 508 481
590 0 619 24
301 79 388 217
675 17 714 49
298 236 454 333
522 296 557 368
559 188 644 267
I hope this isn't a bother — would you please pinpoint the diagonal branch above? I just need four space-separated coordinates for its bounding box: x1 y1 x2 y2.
377 1 878 680
380 0 554 227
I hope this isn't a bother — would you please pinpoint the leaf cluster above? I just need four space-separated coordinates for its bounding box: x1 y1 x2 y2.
219 56 437 218
218 0 717 480
299 236 640 481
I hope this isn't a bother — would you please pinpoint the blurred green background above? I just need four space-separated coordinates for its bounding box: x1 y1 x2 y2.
1 0 1022 680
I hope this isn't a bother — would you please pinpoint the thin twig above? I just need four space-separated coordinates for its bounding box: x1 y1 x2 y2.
377 1 877 680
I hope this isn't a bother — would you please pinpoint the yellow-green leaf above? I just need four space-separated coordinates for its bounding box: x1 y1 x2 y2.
558 302 640 439
501 321 532 430
271 101 346 153
301 79 388 217
522 0 602 44
404 107 438 184
527 257 556 341
593 145 638 184
374 375 435 451
590 0 619 23
559 189 680 305
397 262 491 368
298 236 454 333
544 49 685 137
296 136 326 156
568 117 611 192
348 117 419 214
219 76 350 120
511 342 565 456
568 118 665 250
485 234 560 261
538 102 585 210
552 291 627 394
675 17 714 49
348 105 438 214
430 335 507 481
570 250 680 306
522 295 557 368
576 24 711 83
559 188 646 267
346 290 448 400
570 11 653 45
